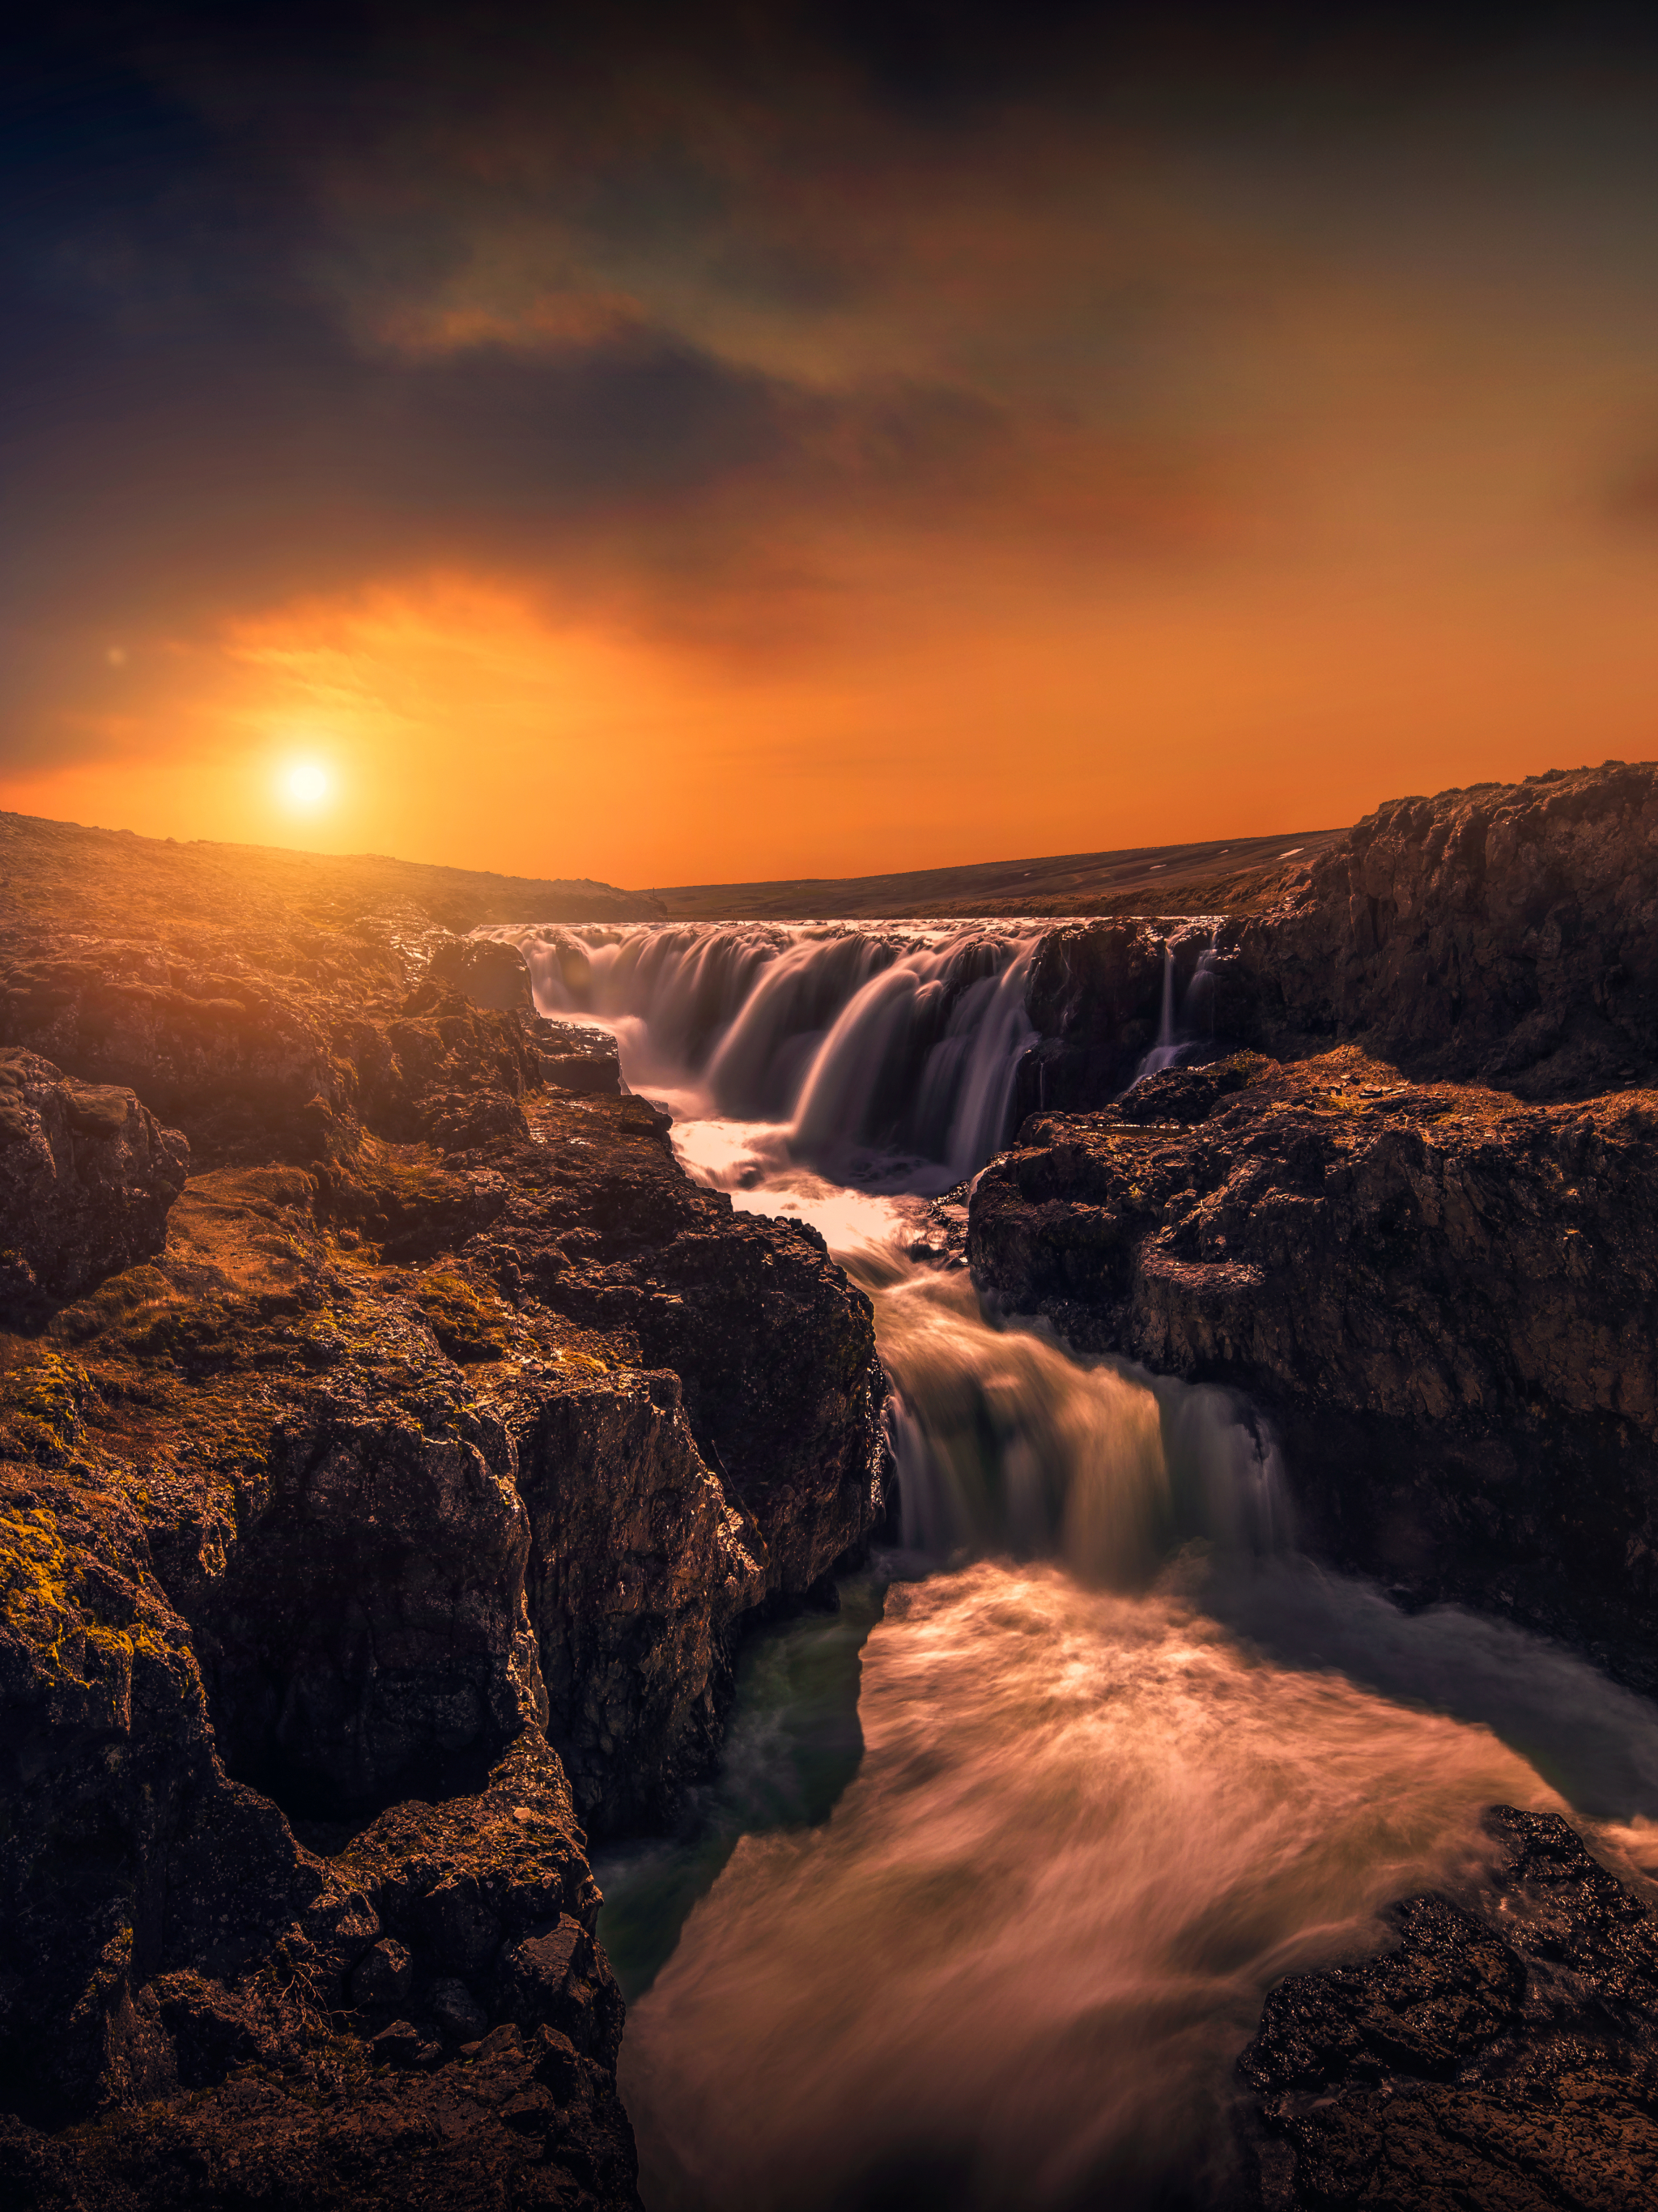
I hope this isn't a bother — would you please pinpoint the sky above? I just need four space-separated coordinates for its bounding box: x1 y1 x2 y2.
6 2 1658 887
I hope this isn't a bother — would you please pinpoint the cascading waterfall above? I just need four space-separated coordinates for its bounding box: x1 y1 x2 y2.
504 916 1658 2210
490 920 1040 1185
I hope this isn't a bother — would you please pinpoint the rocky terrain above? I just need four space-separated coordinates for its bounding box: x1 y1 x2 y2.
1238 1808 1658 2210
6 761 1658 2209
0 821 886 2208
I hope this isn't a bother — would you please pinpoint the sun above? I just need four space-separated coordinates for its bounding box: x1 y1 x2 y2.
283 760 332 810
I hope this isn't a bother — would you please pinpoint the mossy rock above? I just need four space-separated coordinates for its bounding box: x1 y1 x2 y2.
416 1269 512 1363
0 1353 91 1464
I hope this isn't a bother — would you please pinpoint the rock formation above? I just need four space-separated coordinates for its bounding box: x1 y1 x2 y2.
1231 759 1658 1097
0 819 887 2208
1238 1808 1658 2209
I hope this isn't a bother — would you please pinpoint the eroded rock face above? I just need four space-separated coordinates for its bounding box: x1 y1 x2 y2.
0 1052 189 1312
531 1017 624 1096
1228 760 1658 1098
970 1049 1658 1679
427 935 535 1010
1238 1809 1658 2210
0 946 355 1163
509 1369 767 1836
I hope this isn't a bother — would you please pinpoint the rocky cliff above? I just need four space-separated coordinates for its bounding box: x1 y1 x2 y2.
0 819 887 2208
1018 761 1658 1116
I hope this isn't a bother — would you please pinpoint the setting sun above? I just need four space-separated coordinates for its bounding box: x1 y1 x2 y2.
283 759 331 810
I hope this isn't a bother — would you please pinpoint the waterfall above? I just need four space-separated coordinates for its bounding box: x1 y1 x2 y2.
1129 931 1222 1087
491 920 1041 1185
878 1270 1286 1583
569 916 1658 2212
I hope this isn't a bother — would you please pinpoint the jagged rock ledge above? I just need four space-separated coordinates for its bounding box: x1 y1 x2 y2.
0 829 888 2210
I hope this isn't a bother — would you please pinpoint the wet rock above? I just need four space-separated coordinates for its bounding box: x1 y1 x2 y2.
427 936 534 1010
0 1051 188 1312
970 1047 1658 1682
1237 1807 1658 2209
512 1367 767 1835
533 1017 624 1095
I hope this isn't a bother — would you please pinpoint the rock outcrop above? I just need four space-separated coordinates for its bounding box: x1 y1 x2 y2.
0 1052 189 1313
970 1049 1658 1682
0 816 888 2208
1016 763 1658 1119
1238 1808 1658 2210
1231 760 1658 1098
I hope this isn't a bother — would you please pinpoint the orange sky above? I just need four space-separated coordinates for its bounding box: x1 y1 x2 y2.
6 9 1658 887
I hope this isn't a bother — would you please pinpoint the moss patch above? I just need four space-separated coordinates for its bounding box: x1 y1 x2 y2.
0 1353 91 1464
415 1270 513 1363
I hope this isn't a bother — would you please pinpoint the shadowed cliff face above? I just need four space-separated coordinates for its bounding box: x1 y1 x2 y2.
1231 762 1658 1098
1015 762 1658 1117
0 818 887 2208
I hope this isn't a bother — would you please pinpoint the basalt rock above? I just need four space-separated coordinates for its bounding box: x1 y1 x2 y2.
508 1368 767 1837
0 946 353 1166
532 1017 624 1096
0 1051 189 1312
1014 764 1658 1120
350 981 538 1152
970 1048 1658 1683
1238 1807 1658 2210
427 935 535 1010
1227 759 1658 1099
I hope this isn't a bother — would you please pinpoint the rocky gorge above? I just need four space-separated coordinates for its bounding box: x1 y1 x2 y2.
2 764 1658 2210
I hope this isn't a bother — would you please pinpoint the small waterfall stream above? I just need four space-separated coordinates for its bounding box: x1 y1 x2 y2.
487 919 1658 2209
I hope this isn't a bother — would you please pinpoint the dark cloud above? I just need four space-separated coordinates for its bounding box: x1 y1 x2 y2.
5 0 1658 775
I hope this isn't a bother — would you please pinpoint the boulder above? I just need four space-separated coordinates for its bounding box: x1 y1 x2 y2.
0 1050 188 1311
427 937 535 1011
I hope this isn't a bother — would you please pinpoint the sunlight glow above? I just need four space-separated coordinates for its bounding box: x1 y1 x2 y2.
283 759 331 810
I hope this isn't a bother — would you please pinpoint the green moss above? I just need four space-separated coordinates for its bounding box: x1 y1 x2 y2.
416 1269 512 1363
0 1507 73 1647
0 1353 90 1463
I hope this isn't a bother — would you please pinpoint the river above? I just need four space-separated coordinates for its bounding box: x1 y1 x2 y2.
495 918 1658 2210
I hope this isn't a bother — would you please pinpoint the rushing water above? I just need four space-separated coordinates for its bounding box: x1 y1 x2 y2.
495 921 1658 2210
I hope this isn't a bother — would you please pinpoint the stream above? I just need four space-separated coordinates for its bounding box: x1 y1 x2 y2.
495 918 1658 2210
